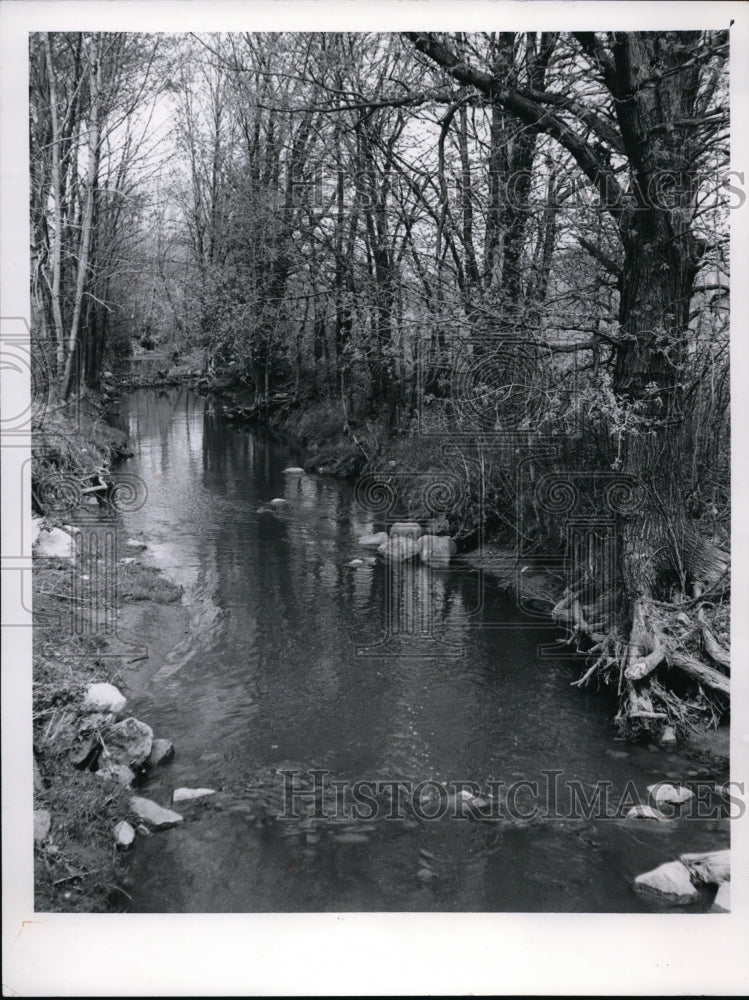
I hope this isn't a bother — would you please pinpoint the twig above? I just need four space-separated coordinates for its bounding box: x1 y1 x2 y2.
53 870 95 885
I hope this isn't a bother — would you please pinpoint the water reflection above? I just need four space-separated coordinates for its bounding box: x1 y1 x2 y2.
115 389 728 913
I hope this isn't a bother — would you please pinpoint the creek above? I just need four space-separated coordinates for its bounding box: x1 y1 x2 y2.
114 387 728 912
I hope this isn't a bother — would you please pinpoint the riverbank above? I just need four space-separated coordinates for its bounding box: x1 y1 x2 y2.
32 398 188 912
109 362 731 760
31 382 731 916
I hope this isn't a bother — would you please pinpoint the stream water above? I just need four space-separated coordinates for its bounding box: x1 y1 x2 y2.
114 387 728 912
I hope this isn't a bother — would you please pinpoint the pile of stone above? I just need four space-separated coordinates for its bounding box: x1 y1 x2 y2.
357 522 457 565
627 780 729 911
33 680 219 855
633 849 730 911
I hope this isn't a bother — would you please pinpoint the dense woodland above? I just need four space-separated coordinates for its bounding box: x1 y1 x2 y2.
30 31 731 735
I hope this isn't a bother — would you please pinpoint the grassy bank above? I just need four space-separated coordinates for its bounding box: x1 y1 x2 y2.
33 552 183 912
32 396 184 912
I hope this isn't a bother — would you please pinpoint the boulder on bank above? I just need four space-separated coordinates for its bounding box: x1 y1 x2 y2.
647 782 694 809
632 860 699 905
114 820 136 849
389 521 422 540
130 796 183 830
172 787 216 804
282 467 305 474
358 531 389 548
270 497 287 505
35 526 75 560
418 534 457 564
148 738 175 767
347 558 364 568
82 682 127 717
125 538 147 550
680 849 730 885
34 809 51 843
378 536 419 562
103 717 153 769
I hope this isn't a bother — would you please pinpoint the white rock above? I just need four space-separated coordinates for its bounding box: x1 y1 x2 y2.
125 538 147 549
282 467 305 474
35 526 75 559
114 820 136 848
659 725 677 745
647 782 694 808
389 521 422 540
172 787 216 804
82 682 127 717
626 805 668 821
711 882 731 913
633 860 699 904
418 534 457 563
120 557 137 565
680 849 730 885
347 558 364 568
270 498 287 505
358 531 389 548
130 796 183 830
33 809 51 843
378 536 419 561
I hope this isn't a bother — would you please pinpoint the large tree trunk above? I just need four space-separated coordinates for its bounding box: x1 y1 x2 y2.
607 33 729 717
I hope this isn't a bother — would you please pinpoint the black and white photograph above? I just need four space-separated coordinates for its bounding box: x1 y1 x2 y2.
2 0 748 994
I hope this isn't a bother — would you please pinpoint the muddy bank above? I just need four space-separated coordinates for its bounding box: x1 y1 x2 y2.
31 392 192 912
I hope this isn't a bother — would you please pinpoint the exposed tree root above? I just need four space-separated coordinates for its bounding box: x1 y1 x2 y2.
667 650 730 695
563 573 730 741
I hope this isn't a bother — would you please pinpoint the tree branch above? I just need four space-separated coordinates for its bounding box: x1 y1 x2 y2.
404 32 627 220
